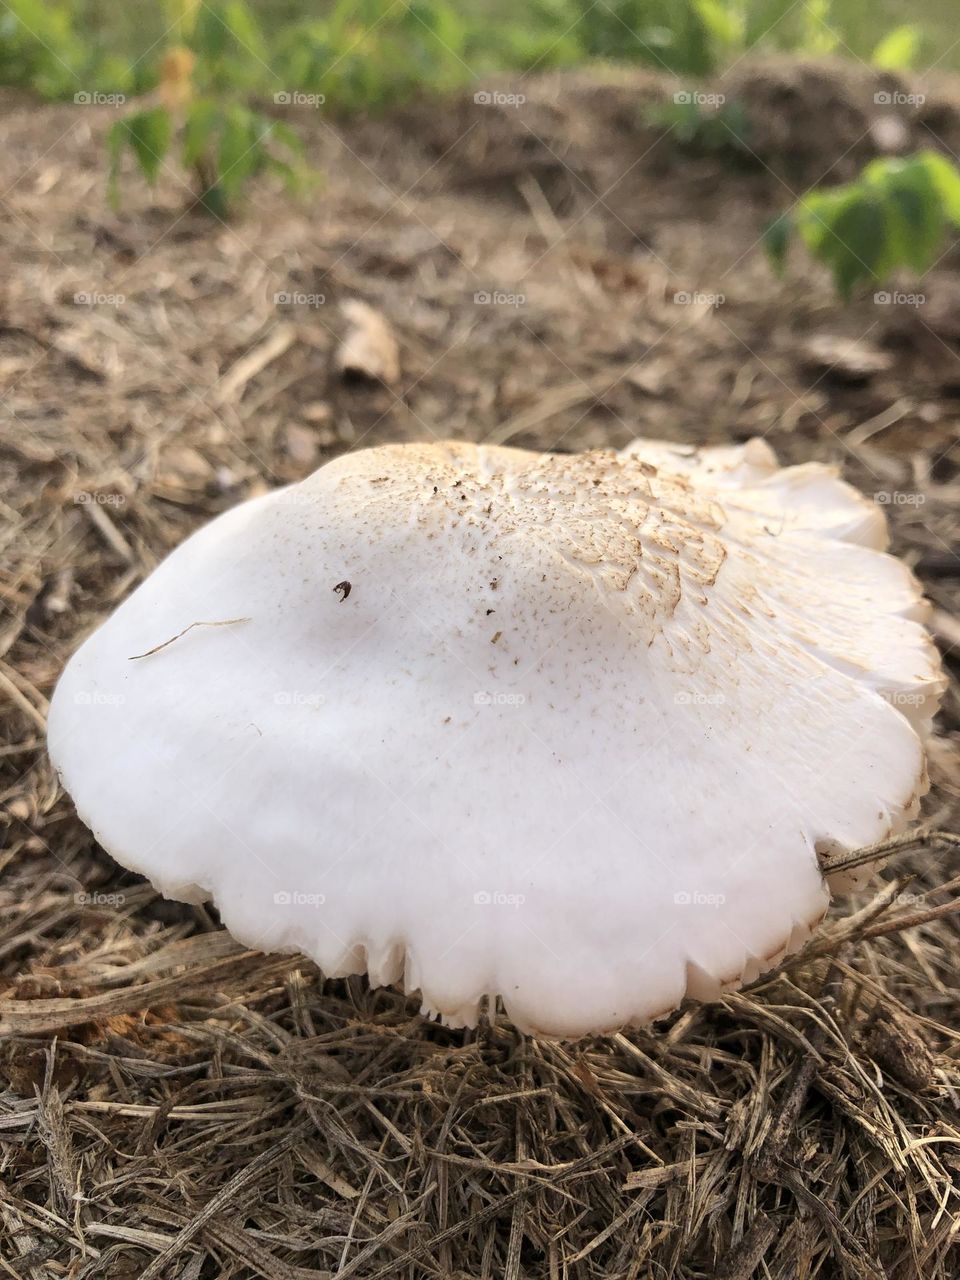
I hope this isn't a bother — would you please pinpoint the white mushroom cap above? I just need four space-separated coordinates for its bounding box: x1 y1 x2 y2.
47 439 945 1037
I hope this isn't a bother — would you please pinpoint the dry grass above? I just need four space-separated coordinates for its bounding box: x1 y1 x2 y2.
1 62 960 1278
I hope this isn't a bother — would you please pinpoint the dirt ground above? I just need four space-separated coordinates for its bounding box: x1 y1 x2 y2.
1 57 959 1279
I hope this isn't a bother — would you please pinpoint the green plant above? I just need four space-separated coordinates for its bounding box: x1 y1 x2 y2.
562 0 852 76
645 94 754 158
871 24 923 71
765 151 960 297
562 0 931 78
108 2 306 217
463 0 584 73
109 99 304 218
272 3 470 113
0 0 153 99
270 0 579 114
564 0 716 75
186 0 274 95
0 0 942 109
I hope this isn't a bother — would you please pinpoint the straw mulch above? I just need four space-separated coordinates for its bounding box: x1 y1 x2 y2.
1 61 959 1279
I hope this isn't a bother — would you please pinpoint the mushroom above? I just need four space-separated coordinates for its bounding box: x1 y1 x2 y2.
47 438 945 1037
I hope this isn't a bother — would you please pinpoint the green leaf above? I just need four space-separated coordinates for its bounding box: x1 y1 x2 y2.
404 1 468 57
198 182 230 220
799 189 888 297
183 100 221 169
191 4 230 61
270 119 304 157
830 197 889 296
107 119 126 209
263 151 302 194
222 0 263 53
917 150 960 226
113 107 172 185
800 0 839 56
331 0 388 26
691 0 743 50
762 212 793 275
217 109 267 198
872 25 921 71
778 149 960 298
881 161 946 274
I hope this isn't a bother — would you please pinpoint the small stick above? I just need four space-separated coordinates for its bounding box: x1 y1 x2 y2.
715 1212 779 1280
817 829 960 877
0 665 47 731
129 617 251 661
212 324 296 405
754 957 847 1183
83 500 135 563
137 1124 310 1280
860 896 960 941
845 399 911 447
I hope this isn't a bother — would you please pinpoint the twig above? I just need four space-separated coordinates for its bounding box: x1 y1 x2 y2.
817 829 960 878
715 1212 779 1280
0 950 267 1034
82 499 136 563
212 324 296 405
137 1124 310 1280
845 399 912 447
0 663 48 731
860 897 960 941
128 617 251 660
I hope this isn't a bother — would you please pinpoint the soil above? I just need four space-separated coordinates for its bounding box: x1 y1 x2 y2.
0 57 959 1280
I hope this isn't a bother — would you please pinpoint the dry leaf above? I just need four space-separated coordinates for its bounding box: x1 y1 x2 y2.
336 299 400 384
802 334 893 383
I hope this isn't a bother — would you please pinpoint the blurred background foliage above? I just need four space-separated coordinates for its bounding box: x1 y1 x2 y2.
0 0 955 106
3 0 957 295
